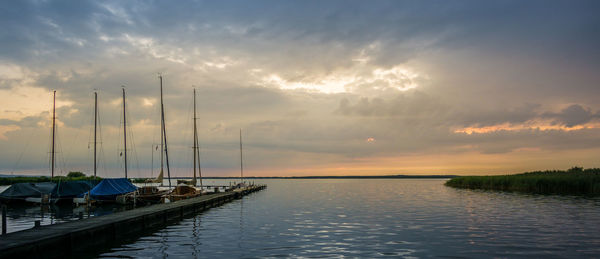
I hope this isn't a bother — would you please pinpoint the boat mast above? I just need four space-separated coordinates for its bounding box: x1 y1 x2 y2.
195 88 203 189
94 91 97 179
122 87 128 178
51 90 56 179
160 79 164 182
197 129 203 188
239 128 243 184
192 88 198 186
159 75 172 188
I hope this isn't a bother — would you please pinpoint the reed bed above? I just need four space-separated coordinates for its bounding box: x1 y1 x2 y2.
445 167 600 195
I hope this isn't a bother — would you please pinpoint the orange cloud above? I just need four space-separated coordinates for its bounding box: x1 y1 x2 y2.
454 121 600 135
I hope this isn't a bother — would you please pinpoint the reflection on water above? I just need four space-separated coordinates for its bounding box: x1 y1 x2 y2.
96 179 600 258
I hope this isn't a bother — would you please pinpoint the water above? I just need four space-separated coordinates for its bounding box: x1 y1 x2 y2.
0 202 131 233
0 181 135 233
95 179 600 258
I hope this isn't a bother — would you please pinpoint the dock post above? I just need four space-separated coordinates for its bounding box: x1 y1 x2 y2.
34 220 40 228
2 205 6 235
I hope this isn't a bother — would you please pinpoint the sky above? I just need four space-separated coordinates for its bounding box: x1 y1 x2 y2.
0 0 599 177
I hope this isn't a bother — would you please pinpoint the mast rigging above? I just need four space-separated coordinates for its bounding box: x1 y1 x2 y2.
122 87 128 178
51 90 56 179
159 75 172 188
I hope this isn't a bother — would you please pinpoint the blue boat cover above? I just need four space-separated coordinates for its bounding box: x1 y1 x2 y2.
90 178 137 201
0 182 56 200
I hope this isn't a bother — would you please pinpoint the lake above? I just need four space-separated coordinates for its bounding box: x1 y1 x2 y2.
93 179 600 258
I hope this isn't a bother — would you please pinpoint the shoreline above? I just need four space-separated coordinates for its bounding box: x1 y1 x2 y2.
445 167 600 196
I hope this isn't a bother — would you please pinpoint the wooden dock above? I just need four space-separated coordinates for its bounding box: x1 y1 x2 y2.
0 185 266 258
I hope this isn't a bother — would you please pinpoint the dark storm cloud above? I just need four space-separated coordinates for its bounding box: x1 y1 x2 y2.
0 114 46 128
335 91 446 117
455 103 542 127
2 1 599 67
336 93 540 127
544 104 600 127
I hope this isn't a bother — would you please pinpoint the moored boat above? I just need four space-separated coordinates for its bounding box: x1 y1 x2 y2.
0 91 84 204
89 178 137 202
89 88 137 203
176 88 203 189
116 186 169 205
136 186 170 203
48 180 97 204
166 184 201 202
0 182 56 204
0 180 96 204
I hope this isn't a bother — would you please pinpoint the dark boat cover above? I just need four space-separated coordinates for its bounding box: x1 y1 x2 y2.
0 182 56 201
51 180 97 199
90 178 137 201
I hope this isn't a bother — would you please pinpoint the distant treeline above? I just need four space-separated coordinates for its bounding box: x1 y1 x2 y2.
162 175 458 180
0 174 456 186
0 172 101 186
445 167 600 195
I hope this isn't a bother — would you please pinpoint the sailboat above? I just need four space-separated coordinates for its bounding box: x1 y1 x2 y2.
122 76 172 204
234 129 247 190
1 91 59 203
170 88 203 201
144 161 164 183
177 88 202 187
21 91 60 203
0 91 95 204
74 91 102 205
89 88 137 202
145 78 166 185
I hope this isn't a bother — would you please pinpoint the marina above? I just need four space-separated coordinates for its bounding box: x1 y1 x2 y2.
0 184 265 258
0 74 263 257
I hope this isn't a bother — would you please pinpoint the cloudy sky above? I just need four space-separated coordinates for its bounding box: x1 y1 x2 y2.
1 0 599 177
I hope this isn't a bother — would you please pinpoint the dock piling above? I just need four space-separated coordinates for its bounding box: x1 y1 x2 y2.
34 220 40 228
2 205 6 235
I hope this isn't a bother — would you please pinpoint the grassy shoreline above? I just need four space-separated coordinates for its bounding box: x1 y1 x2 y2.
0 175 101 186
445 167 600 195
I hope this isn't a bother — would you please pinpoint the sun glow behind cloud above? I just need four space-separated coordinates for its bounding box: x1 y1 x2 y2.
370 66 420 91
261 74 355 93
259 65 423 94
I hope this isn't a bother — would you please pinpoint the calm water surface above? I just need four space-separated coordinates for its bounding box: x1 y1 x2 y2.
97 179 600 258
